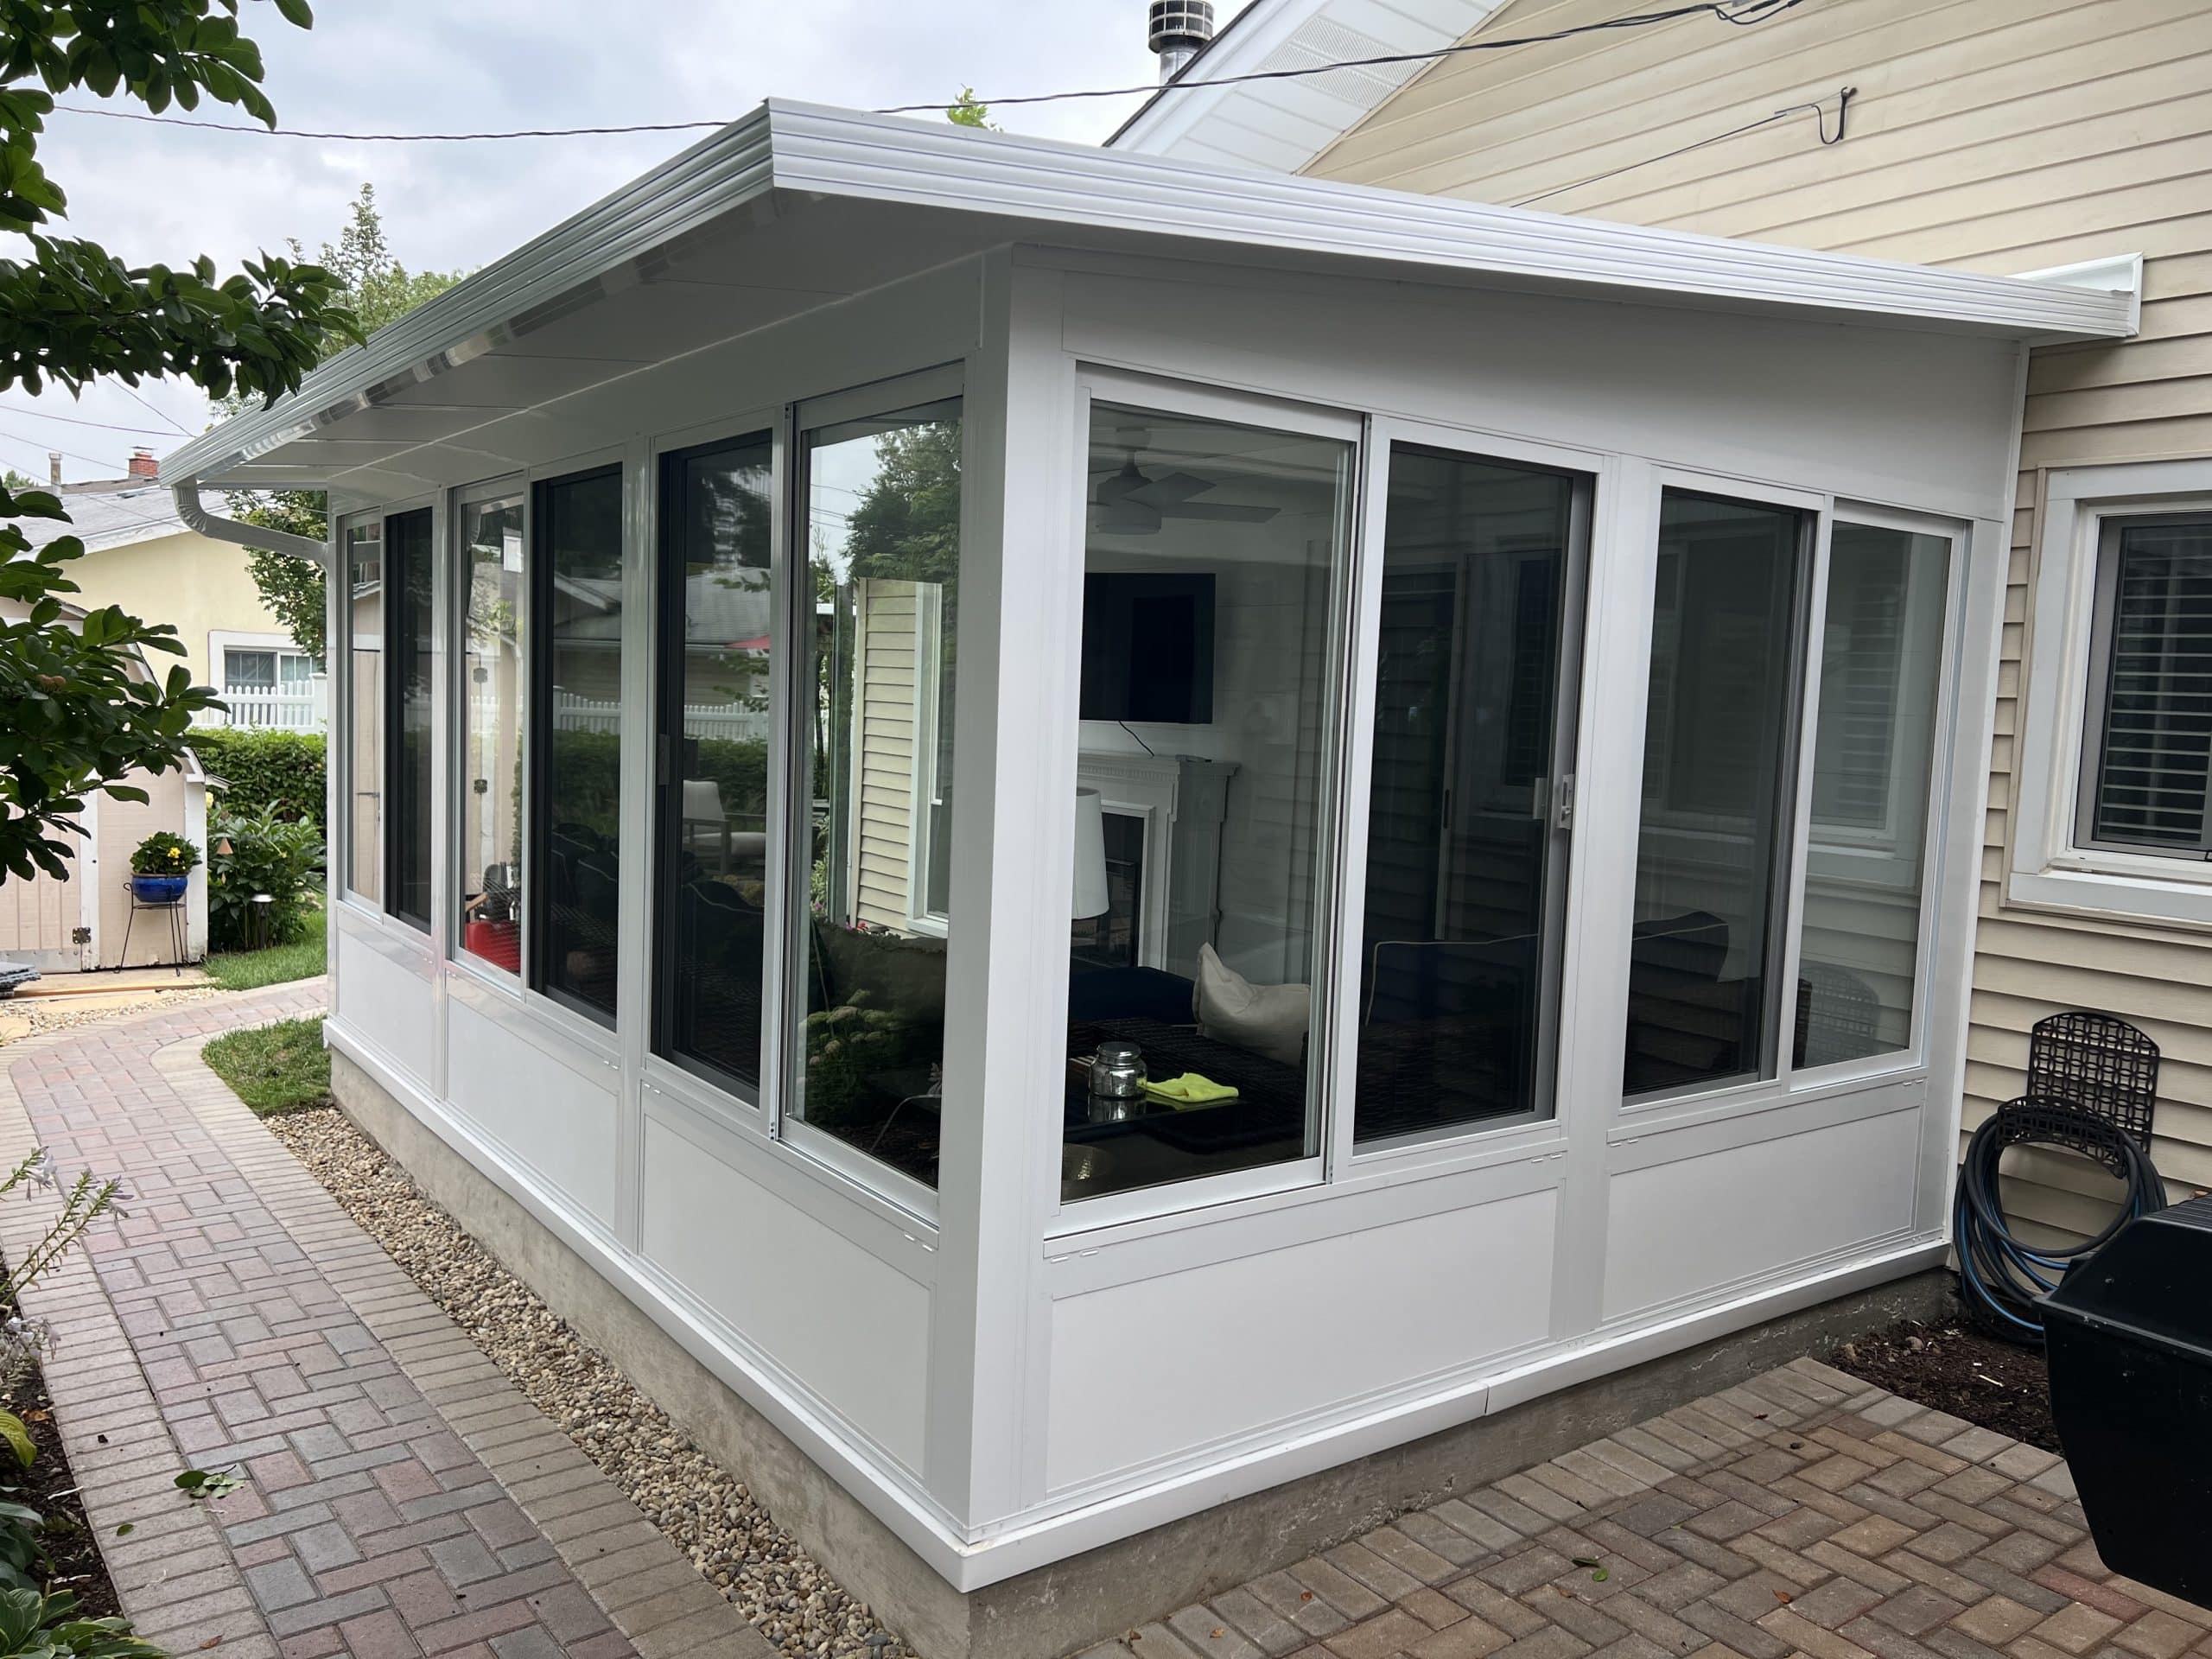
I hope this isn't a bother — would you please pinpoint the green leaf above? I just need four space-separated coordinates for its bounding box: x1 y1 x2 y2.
275 0 315 24
0 1412 35 1471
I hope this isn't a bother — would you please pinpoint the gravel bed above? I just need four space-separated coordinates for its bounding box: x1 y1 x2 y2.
0 985 227 1043
265 1106 915 1659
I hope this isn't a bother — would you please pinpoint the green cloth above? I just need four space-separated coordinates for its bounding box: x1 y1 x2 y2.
1144 1071 1238 1109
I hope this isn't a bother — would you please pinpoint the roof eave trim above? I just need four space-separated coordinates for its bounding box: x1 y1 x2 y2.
171 102 2137 492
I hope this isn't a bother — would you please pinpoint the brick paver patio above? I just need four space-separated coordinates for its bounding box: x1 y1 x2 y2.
1093 1359 2207 1659
0 986 767 1659
2 990 2201 1659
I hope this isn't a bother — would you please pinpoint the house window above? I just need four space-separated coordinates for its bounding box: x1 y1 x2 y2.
1624 492 1808 1099
1061 397 1354 1205
790 397 963 1190
2077 515 2212 858
1796 520 1952 1069
531 465 626 1025
385 507 435 932
656 431 776 1096
344 520 384 904
458 488 527 975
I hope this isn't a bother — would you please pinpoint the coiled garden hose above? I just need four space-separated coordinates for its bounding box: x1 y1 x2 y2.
1954 1101 2165 1344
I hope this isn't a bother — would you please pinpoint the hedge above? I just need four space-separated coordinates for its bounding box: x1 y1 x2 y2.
190 728 327 831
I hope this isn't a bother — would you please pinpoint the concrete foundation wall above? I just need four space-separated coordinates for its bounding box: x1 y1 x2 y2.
330 1046 1954 1659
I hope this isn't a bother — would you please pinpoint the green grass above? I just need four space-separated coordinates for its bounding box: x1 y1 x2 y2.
205 908 327 991
203 1017 332 1117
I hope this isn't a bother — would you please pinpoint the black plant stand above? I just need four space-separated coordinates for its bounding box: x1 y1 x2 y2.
119 882 189 976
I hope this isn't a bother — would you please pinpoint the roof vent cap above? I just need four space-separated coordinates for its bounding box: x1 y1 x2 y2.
1148 0 1216 83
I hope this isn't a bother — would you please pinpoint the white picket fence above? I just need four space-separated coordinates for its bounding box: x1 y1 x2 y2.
200 677 327 733
553 692 767 744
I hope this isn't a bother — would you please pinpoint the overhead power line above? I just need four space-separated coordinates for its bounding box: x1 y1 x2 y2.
0 401 174 435
48 0 1808 143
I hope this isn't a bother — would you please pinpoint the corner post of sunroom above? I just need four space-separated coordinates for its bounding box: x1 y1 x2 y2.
924 251 1079 1534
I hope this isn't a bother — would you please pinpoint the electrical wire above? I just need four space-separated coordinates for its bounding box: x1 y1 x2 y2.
47 0 1809 143
117 382 194 437
1514 85 1853 208
0 401 175 435
1953 1103 2165 1344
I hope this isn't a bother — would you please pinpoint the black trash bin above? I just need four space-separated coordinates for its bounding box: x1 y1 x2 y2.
2044 1192 2212 1606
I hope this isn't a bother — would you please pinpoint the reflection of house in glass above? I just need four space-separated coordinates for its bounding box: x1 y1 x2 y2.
168 104 2136 1659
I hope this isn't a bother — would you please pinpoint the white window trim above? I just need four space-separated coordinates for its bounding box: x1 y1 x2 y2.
2011 460 2212 928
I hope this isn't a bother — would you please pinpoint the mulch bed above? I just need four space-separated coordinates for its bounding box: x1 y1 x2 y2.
1829 1312 2059 1452
6 1359 121 1619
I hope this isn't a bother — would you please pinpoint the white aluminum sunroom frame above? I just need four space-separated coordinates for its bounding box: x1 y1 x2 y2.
168 100 2134 1630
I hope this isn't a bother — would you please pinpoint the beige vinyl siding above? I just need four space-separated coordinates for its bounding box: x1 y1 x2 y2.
851 578 922 932
1306 0 2212 1225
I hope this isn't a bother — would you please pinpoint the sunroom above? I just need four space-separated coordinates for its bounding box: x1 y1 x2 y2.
166 103 2134 1658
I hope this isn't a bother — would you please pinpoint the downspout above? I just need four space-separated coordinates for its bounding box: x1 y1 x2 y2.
170 478 328 566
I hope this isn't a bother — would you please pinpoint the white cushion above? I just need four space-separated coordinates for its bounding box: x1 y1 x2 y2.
1193 943 1308 1066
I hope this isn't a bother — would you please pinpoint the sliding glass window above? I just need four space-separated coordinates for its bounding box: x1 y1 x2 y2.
1796 521 1951 1068
658 433 777 1096
385 507 435 932
1061 399 1354 1205
791 398 963 1189
531 466 626 1025
1624 492 1808 1098
343 519 384 904
1353 446 1586 1146
458 489 526 974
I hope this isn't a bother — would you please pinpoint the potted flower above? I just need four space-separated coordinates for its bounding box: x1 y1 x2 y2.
129 831 200 904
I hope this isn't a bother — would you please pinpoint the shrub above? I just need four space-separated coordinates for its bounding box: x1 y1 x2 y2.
208 805 325 950
127 832 198 878
190 728 326 832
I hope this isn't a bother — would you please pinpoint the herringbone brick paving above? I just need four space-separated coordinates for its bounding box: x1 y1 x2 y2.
0 986 766 1659
1089 1361 2207 1659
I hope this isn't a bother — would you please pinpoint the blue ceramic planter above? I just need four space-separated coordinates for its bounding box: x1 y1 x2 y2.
130 874 188 904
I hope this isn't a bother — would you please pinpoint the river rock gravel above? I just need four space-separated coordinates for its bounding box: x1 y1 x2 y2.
265 1106 917 1659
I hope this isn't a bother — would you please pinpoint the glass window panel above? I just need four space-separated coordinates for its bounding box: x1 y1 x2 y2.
658 434 776 1094
534 467 626 1024
2083 518 2212 856
225 648 277 690
460 491 526 975
386 508 435 931
1624 492 1805 1098
1796 522 1950 1068
1062 401 1352 1204
1353 447 1582 1146
345 521 383 903
793 400 962 1189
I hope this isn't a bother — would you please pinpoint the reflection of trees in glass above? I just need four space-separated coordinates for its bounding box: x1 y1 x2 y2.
841 422 963 588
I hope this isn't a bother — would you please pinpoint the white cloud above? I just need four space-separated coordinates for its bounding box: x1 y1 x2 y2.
0 0 1255 480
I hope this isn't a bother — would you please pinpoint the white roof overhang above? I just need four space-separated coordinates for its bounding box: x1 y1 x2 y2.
166 99 2137 499
1107 0 1511 173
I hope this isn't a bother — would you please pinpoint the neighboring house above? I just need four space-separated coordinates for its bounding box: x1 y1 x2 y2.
0 592 212 971
1114 0 2212 1238
27 449 324 730
166 99 2132 1656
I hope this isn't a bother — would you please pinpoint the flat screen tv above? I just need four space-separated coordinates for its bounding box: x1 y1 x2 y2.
1080 572 1215 725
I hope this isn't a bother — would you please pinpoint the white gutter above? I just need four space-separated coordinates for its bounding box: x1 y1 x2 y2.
171 480 327 567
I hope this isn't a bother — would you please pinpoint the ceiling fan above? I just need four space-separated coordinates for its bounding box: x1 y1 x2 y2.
1089 444 1278 536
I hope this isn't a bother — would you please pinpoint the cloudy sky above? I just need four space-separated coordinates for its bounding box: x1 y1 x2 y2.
5 0 1256 482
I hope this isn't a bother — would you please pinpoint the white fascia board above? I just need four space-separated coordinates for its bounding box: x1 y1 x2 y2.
158 106 779 488
169 100 2137 493
2013 251 2144 339
766 103 2138 340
